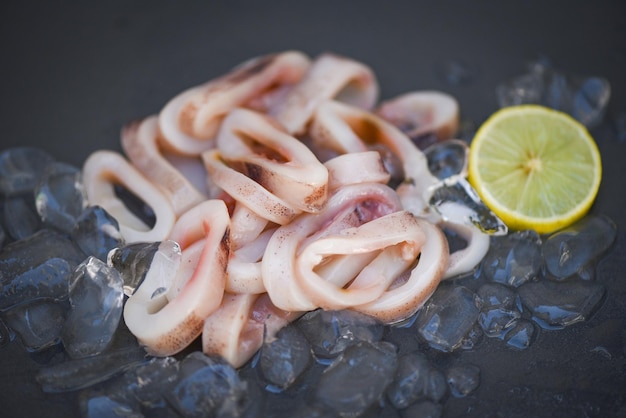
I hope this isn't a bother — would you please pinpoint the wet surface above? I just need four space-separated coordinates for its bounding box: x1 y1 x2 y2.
1 1 626 417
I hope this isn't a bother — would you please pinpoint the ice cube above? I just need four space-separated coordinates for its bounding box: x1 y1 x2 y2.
518 279 606 329
296 309 385 360
427 176 507 235
62 257 124 358
168 352 250 418
481 230 543 287
35 162 87 234
315 341 397 416
497 68 544 107
72 206 124 262
570 77 611 128
36 346 146 393
446 364 480 397
0 147 55 196
116 356 180 411
415 284 481 352
459 323 484 350
476 283 517 310
386 352 434 408
502 319 536 350
478 307 520 339
0 229 86 282
496 60 611 128
3 299 68 351
107 240 180 297
543 215 616 279
259 325 312 390
476 283 521 338
0 257 72 311
3 195 41 240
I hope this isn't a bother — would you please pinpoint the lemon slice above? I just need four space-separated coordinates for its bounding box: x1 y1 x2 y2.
468 105 602 234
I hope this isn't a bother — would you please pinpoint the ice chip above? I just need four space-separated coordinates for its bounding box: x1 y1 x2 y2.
72 206 124 262
260 325 312 390
0 257 72 311
459 323 483 350
0 147 55 196
478 307 520 338
543 215 616 278
0 229 86 282
169 352 250 418
476 283 517 309
503 319 536 350
518 279 606 329
572 77 611 127
107 240 180 297
296 309 384 360
35 162 87 233
4 299 69 351
446 364 480 398
385 353 431 408
425 367 448 403
36 346 146 393
62 257 124 358
416 284 480 352
177 351 218 375
496 70 543 107
3 195 41 241
481 230 543 287
427 176 508 235
115 356 180 411
315 341 397 416
545 262 596 282
476 283 521 338
496 60 610 127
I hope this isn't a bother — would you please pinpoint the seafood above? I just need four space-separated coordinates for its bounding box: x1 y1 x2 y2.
123 200 230 356
78 51 497 365
82 150 176 243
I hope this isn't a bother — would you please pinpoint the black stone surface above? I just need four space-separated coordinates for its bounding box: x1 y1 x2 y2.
1 1 625 416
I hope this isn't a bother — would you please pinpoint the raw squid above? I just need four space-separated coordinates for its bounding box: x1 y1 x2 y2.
159 51 310 155
123 200 230 356
84 50 497 366
82 150 176 243
121 116 207 216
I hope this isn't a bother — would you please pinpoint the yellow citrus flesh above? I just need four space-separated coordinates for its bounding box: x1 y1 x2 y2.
468 105 602 234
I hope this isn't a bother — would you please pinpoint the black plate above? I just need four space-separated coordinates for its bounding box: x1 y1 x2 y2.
1 1 625 416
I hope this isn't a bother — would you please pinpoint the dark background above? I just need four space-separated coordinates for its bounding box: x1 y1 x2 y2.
1 1 625 416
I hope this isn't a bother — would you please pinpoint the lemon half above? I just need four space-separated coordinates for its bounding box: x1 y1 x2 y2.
468 105 602 234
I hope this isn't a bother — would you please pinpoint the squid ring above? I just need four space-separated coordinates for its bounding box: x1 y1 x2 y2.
123 200 230 356
82 150 175 243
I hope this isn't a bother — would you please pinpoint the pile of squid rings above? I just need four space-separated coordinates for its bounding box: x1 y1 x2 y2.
82 51 491 367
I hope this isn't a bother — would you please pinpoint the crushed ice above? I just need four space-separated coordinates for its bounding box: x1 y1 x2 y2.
0 144 618 416
496 59 611 128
